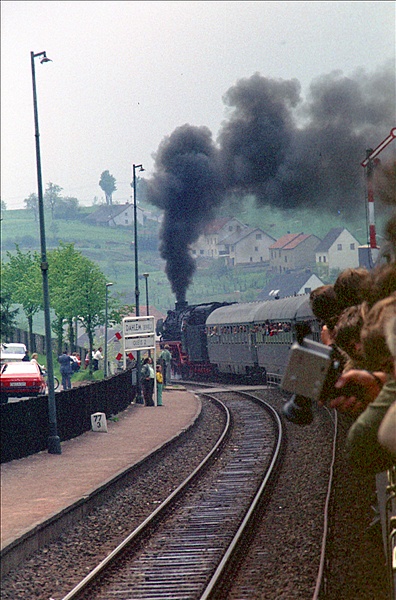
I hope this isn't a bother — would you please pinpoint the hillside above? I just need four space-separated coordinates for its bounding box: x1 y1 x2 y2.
1 200 392 317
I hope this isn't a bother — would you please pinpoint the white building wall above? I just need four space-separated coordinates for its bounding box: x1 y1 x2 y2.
297 274 324 294
327 230 359 270
234 232 273 264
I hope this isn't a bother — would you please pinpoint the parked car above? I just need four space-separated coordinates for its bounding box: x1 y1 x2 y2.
0 342 28 365
0 361 46 403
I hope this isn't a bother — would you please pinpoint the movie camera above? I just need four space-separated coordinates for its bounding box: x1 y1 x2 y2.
281 325 345 425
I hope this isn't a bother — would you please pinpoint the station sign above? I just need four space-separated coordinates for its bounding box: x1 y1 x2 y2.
122 316 158 404
124 334 156 351
123 316 155 335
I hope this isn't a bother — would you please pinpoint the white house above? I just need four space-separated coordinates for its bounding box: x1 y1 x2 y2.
219 227 276 266
85 203 147 227
315 227 360 271
191 217 276 265
191 218 248 259
269 233 321 273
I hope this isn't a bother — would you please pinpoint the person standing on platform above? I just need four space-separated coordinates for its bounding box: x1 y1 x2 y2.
160 344 172 387
141 357 155 406
156 363 163 406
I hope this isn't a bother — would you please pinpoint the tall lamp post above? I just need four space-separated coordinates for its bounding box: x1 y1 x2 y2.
143 273 150 357
143 273 150 317
104 282 113 378
31 50 61 454
131 163 145 403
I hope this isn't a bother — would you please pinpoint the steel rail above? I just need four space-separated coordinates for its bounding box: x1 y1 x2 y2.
61 396 231 600
200 391 284 599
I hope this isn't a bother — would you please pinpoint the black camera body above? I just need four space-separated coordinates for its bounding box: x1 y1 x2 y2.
281 337 345 425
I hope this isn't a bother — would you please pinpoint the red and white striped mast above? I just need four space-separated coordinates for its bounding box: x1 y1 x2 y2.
361 128 396 256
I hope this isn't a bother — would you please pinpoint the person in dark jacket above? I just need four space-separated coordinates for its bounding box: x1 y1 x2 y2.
58 350 74 390
141 357 155 406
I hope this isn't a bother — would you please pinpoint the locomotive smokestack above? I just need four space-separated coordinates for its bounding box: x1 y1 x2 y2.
175 291 188 311
175 299 188 311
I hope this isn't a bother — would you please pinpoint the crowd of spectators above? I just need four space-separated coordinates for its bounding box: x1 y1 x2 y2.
206 321 292 337
309 262 396 474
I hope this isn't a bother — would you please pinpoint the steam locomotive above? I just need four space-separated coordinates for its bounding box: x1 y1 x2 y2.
156 295 321 382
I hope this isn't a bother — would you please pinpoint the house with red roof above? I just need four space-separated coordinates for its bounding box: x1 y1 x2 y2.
269 232 321 273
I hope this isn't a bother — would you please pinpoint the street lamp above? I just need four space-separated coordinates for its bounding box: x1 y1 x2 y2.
131 163 145 403
143 273 150 317
104 282 113 378
143 273 150 357
30 50 61 454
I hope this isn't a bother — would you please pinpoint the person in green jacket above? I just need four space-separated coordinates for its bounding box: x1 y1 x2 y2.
336 296 396 473
159 345 172 387
345 378 396 473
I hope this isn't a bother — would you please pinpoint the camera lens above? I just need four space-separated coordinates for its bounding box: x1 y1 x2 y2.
282 394 314 425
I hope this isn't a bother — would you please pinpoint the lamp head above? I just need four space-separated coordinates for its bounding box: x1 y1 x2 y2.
40 56 52 64
106 282 113 288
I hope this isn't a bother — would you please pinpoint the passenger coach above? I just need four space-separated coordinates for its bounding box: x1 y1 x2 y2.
206 295 320 381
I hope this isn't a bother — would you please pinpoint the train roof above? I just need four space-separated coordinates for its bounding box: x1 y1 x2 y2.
206 295 313 325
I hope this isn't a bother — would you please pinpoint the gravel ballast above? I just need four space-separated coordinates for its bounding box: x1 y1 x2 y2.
0 390 389 600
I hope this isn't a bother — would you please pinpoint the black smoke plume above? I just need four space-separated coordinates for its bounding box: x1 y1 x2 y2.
146 62 395 302
145 124 222 303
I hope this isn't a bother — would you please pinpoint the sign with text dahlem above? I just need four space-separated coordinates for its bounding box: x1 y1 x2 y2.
122 316 156 352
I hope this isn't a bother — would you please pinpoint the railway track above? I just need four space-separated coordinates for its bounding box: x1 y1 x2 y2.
61 391 284 600
5 386 373 599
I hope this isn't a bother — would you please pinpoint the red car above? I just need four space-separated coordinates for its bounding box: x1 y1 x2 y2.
0 361 46 403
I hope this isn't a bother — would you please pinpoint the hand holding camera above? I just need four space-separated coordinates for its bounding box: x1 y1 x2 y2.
330 369 384 416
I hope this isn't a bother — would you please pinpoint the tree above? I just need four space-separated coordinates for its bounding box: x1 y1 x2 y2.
24 193 39 222
48 243 86 354
63 256 108 377
99 170 117 206
2 246 42 351
1 199 6 212
0 263 19 342
53 196 80 220
48 243 119 376
45 182 63 220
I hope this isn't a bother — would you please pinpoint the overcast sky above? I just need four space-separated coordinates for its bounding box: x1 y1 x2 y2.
1 1 395 210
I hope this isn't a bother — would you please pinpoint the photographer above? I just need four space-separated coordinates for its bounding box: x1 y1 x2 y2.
309 284 340 346
377 316 396 456
338 295 396 473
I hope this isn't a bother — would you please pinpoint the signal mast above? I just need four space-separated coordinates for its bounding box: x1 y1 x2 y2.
361 127 396 264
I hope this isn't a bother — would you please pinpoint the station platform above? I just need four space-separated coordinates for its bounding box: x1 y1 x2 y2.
1 386 200 554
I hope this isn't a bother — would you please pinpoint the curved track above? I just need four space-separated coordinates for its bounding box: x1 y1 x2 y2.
61 391 284 600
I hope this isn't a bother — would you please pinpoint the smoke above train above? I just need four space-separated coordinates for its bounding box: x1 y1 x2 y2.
145 63 395 304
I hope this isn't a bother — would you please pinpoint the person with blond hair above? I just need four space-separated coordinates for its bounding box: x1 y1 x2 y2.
30 352 45 373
